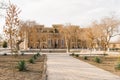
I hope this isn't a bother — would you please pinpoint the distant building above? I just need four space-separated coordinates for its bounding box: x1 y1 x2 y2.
19 24 120 50
109 42 120 51
20 24 84 50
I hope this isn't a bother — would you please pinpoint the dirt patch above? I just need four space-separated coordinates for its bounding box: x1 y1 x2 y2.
0 54 47 80
75 56 120 76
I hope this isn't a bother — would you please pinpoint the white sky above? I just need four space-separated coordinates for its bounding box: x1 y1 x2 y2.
0 0 120 35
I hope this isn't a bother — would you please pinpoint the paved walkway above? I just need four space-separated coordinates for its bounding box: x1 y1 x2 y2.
47 54 120 80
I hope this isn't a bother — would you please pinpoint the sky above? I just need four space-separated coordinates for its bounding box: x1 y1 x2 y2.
0 0 120 38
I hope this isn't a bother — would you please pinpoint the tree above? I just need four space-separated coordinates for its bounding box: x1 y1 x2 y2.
99 16 120 51
4 3 21 53
24 21 38 49
59 24 70 53
68 25 79 49
59 24 80 53
86 16 120 51
85 22 103 50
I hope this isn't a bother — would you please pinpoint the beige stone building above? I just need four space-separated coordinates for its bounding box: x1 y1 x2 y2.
20 24 87 50
20 24 120 50
21 24 70 49
109 42 120 50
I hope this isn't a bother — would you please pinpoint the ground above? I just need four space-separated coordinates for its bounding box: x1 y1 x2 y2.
47 53 120 80
75 55 120 76
0 54 46 80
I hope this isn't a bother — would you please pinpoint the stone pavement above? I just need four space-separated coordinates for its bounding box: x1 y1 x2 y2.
47 54 120 80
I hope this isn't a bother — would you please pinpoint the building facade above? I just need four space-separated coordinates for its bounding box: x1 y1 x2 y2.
19 24 120 50
22 24 68 49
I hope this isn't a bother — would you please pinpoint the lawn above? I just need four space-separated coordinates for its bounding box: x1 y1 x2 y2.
74 55 120 76
0 53 47 80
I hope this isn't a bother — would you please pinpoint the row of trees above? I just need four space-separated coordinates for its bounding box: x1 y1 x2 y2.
86 17 120 51
1 1 120 54
59 16 120 52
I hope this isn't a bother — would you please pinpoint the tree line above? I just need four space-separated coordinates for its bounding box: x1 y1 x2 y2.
1 1 120 54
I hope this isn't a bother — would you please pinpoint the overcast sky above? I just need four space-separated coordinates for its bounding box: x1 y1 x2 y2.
0 0 120 34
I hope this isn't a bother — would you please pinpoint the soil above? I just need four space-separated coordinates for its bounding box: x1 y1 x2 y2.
0 54 46 80
75 55 120 76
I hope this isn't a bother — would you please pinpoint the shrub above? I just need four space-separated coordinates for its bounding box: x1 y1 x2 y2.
33 55 37 59
36 52 40 56
2 41 7 48
3 53 7 56
21 52 24 56
94 57 101 63
71 53 75 56
75 54 79 57
83 56 88 60
115 62 120 70
29 58 35 64
17 60 26 71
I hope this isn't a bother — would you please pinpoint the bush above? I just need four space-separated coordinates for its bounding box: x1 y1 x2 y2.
36 52 40 56
71 53 75 56
75 54 79 57
33 55 37 59
29 58 35 64
3 53 7 56
115 62 120 70
2 41 7 48
83 56 88 60
21 52 24 56
17 60 26 71
94 57 101 63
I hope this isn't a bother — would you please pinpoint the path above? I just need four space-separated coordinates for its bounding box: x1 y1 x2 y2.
47 54 120 80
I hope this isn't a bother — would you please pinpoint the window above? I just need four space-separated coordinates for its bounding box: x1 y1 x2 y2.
48 39 51 47
62 40 64 46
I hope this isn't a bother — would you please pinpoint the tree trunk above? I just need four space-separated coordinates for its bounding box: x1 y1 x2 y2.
65 37 69 53
16 39 23 51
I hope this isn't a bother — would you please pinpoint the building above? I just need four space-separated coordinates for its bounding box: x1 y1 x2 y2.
20 24 64 49
20 24 120 50
109 42 120 51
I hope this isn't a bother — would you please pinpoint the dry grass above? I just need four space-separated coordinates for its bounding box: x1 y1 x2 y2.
76 56 120 76
0 54 46 80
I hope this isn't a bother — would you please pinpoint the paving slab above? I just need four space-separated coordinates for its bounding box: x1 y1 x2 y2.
47 54 120 80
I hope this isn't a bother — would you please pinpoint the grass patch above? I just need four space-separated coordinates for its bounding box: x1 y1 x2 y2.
115 62 120 70
29 58 35 64
17 60 27 71
33 54 37 59
36 52 40 56
94 57 101 63
83 56 88 60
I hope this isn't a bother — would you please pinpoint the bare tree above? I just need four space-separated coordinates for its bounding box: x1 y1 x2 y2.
85 22 103 50
3 2 22 79
69 25 79 49
99 16 120 51
59 24 80 53
4 3 21 53
86 16 120 51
